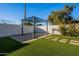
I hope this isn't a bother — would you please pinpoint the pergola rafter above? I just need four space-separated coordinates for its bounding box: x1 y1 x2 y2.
22 16 48 38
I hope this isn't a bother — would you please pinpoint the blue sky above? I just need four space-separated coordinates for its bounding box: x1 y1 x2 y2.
27 3 79 20
0 3 79 24
0 3 24 24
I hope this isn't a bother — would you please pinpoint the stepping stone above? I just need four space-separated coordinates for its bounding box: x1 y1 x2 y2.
46 37 54 39
69 40 79 46
70 40 79 43
51 38 59 41
69 42 79 46
59 39 68 43
38 35 48 39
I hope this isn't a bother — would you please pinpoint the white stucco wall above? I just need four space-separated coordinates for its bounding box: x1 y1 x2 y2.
37 26 61 34
0 24 34 37
0 24 61 37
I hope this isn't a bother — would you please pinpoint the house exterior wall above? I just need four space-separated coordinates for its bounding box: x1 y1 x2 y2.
0 24 34 37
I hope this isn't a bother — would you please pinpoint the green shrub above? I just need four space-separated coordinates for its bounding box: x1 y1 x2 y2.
60 24 78 37
60 24 67 35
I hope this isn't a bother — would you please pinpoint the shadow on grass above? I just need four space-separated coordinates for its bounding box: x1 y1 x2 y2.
0 43 30 56
0 37 30 56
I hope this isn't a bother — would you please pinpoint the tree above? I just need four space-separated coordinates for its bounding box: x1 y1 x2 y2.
48 4 76 36
48 4 75 25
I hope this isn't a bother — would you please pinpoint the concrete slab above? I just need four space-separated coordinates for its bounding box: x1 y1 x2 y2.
69 42 79 46
59 39 68 43
45 37 53 39
70 40 79 43
10 33 46 42
69 40 79 46
51 38 60 41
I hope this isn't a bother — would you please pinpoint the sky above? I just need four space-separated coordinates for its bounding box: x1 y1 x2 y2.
0 3 24 24
0 3 79 24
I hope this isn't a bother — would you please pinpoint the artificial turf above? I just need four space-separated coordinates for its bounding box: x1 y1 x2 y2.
1 35 79 56
7 36 79 56
0 37 24 56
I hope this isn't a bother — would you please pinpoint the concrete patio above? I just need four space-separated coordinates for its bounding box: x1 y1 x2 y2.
10 33 46 42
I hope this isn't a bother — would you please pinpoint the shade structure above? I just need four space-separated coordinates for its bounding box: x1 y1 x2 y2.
22 16 48 38
22 16 47 23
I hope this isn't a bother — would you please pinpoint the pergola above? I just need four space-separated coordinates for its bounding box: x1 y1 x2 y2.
21 3 48 38
21 16 48 38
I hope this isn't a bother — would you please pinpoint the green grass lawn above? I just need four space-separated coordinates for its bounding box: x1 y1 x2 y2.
1 35 79 56
7 35 79 56
0 37 25 56
46 35 79 40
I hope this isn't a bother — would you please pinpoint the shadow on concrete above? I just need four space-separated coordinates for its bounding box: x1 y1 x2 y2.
10 27 49 42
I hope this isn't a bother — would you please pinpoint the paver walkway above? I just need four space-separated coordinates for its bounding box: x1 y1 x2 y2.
51 38 79 46
10 33 79 46
23 34 50 43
